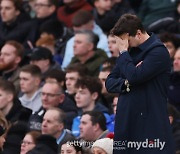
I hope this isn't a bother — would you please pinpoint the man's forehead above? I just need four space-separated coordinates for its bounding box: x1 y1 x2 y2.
81 114 91 121
77 87 88 92
19 71 32 77
174 49 180 58
0 0 15 7
99 71 110 77
66 72 79 77
42 82 59 91
75 33 88 40
1 44 16 53
44 110 58 118
36 0 49 3
117 33 129 40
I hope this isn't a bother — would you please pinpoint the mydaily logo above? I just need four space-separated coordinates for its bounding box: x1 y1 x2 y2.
114 139 166 151
127 139 165 150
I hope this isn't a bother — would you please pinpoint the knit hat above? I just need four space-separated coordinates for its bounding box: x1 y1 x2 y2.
92 138 113 154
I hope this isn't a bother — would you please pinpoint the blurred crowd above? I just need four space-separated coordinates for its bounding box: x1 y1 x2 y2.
0 0 179 153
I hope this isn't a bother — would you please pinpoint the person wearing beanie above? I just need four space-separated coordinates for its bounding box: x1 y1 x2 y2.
92 138 113 154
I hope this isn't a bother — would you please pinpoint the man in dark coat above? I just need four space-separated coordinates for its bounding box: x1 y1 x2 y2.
0 0 36 49
0 41 24 93
41 107 75 152
105 14 175 154
0 78 32 124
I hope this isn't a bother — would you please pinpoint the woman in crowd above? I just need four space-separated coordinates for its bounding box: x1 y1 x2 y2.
0 111 9 152
20 130 41 154
61 140 83 154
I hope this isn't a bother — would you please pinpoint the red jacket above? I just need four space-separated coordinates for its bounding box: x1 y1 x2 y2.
57 0 93 27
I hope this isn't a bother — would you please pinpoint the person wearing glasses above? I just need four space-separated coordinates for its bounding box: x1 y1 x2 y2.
20 130 41 154
33 0 62 41
34 0 57 19
28 81 77 131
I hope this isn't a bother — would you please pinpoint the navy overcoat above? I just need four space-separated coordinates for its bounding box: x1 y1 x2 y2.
105 34 175 154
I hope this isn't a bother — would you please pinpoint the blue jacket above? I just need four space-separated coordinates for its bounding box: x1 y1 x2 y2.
72 103 114 137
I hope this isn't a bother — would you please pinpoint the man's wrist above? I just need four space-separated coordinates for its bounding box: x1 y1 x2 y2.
119 50 128 55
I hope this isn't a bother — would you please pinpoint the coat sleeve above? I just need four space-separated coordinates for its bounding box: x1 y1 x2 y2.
117 46 170 85
105 63 126 93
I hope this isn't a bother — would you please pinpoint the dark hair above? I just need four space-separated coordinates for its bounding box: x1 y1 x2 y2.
65 63 88 77
75 76 102 100
167 103 180 124
20 64 41 78
30 47 53 64
72 10 93 27
26 131 41 144
110 14 145 36
27 134 58 153
159 32 180 49
47 0 58 7
5 40 24 59
0 78 16 100
100 65 113 72
102 57 117 69
75 30 99 50
82 111 106 131
0 0 23 11
45 69 65 83
63 139 83 152
40 19 64 39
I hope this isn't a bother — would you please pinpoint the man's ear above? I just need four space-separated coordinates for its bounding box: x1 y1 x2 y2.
49 5 56 14
92 92 98 101
7 93 13 103
169 115 174 124
58 94 65 103
58 122 64 131
34 77 41 87
15 10 20 17
136 29 142 39
87 42 94 51
60 81 64 88
15 56 21 65
93 123 100 132
94 0 99 8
